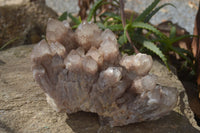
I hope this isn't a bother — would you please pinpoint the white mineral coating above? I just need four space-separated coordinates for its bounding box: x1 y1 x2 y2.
31 19 178 127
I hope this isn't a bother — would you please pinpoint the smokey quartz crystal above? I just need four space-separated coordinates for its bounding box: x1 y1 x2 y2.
31 19 178 127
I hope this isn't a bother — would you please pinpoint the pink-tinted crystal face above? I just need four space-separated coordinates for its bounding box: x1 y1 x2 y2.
75 22 102 50
119 53 153 75
31 19 178 127
86 47 103 67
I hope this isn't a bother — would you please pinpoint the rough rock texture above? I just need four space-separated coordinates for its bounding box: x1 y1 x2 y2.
31 19 178 127
0 0 29 6
0 45 200 132
0 1 58 49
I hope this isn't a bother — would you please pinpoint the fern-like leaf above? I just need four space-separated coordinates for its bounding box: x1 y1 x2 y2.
128 33 168 67
105 24 123 31
143 40 168 67
131 22 167 39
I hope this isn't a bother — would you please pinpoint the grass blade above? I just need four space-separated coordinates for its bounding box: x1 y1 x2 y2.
145 3 176 22
169 25 176 38
123 24 130 43
170 35 194 44
87 0 103 22
0 37 20 50
134 0 160 22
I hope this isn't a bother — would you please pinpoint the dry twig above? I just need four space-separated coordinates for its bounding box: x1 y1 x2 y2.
119 0 139 54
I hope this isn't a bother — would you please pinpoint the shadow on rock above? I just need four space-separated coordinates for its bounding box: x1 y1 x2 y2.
0 120 16 133
182 81 200 126
66 111 200 133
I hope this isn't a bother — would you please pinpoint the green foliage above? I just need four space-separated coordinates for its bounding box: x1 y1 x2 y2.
58 11 68 21
144 3 176 23
134 0 160 22
100 12 121 22
68 13 81 25
155 25 195 67
87 0 103 22
87 0 119 22
58 0 195 71
130 22 167 39
143 40 168 67
105 24 123 31
58 11 81 29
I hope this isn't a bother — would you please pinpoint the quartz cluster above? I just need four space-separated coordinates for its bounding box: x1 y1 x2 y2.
31 19 178 127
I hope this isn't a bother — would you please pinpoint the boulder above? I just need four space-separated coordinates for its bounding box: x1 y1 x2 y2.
0 45 199 132
0 1 58 49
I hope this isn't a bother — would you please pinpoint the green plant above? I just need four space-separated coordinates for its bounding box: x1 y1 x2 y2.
154 25 195 67
58 12 82 29
58 0 195 71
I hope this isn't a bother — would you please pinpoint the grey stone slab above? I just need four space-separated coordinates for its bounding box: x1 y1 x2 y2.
0 44 199 132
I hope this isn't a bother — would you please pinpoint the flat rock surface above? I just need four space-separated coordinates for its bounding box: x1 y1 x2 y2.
0 45 200 133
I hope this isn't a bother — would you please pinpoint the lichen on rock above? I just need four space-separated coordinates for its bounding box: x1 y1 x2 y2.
31 18 178 127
